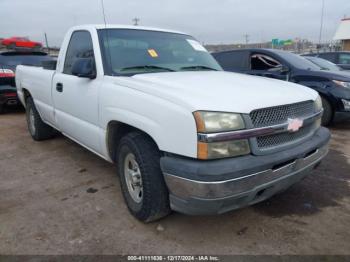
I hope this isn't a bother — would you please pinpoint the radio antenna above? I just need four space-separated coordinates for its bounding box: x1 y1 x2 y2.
100 0 113 75
101 0 107 26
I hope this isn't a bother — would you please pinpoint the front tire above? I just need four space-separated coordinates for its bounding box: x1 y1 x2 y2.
117 132 171 223
321 97 333 126
26 97 55 141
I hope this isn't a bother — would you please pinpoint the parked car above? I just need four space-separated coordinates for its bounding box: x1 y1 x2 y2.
213 49 350 125
305 52 350 71
304 56 345 72
0 51 54 72
1 37 42 50
0 68 17 113
16 25 330 222
0 51 55 112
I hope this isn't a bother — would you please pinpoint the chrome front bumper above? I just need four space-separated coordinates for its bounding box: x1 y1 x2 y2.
164 145 328 200
161 127 330 215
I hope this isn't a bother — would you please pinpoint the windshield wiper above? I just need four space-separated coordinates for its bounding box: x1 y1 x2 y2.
120 65 175 72
180 65 218 71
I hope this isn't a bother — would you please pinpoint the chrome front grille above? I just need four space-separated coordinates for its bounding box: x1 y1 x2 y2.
250 101 316 151
256 124 315 149
250 101 315 128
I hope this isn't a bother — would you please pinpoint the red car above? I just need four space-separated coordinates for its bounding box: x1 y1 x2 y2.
1 37 42 49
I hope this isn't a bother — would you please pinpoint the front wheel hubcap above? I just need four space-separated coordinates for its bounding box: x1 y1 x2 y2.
124 153 143 203
28 108 36 135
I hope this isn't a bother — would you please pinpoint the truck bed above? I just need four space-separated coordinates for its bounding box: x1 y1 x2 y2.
16 65 55 124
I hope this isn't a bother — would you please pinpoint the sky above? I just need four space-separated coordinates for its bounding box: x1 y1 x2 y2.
0 0 349 47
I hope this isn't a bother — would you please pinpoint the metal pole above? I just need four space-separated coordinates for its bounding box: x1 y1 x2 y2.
243 34 249 46
133 18 140 26
318 0 325 45
44 33 49 52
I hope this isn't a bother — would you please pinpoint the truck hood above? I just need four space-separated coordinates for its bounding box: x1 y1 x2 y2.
115 71 317 114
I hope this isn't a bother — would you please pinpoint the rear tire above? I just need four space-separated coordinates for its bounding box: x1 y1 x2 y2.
321 97 333 126
26 97 55 141
117 132 171 223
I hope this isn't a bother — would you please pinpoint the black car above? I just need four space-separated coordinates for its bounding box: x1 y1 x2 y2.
0 51 54 113
305 52 350 70
0 70 17 113
304 56 347 73
0 51 54 72
213 49 350 125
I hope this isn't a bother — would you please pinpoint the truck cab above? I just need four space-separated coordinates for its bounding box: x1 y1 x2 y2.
16 26 330 222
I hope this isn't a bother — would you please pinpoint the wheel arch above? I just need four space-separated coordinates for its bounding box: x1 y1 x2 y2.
319 92 336 112
106 120 161 163
298 83 336 110
22 88 32 105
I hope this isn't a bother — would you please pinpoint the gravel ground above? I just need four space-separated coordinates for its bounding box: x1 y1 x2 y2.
0 109 349 255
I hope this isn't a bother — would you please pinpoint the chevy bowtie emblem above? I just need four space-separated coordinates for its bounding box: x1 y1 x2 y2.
287 118 303 132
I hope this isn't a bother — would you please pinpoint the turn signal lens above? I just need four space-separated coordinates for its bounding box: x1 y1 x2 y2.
197 140 250 160
315 118 322 128
314 95 323 112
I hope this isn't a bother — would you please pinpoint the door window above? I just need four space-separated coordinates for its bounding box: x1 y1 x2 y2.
251 54 281 70
63 31 95 75
339 54 350 65
317 53 337 63
213 51 249 71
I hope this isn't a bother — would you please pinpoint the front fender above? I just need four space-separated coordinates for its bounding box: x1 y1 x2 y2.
103 106 161 148
98 80 199 159
100 104 197 159
295 79 350 111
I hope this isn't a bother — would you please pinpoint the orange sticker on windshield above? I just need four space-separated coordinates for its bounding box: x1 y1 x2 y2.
148 49 159 58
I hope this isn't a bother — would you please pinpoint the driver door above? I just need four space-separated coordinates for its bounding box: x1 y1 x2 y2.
52 30 101 154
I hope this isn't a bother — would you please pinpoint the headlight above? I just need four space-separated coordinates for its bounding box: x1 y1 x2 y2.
193 111 245 133
342 99 350 111
314 95 323 112
333 80 350 89
193 111 250 159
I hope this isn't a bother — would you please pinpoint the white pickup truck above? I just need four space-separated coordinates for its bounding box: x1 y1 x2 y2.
16 25 330 222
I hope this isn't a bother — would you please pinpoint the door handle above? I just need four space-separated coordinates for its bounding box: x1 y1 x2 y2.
56 83 63 92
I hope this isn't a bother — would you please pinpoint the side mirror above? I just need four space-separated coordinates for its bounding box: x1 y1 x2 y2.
280 65 290 74
72 58 96 79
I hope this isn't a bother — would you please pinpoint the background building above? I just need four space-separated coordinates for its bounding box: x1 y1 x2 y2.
334 18 350 51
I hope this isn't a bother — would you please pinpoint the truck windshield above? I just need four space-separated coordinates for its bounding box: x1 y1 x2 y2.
98 29 222 76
